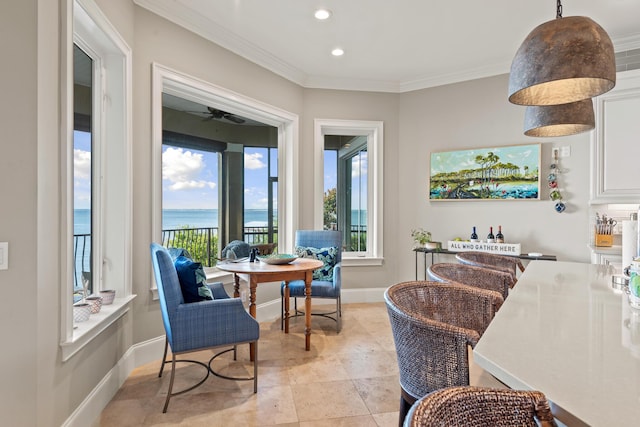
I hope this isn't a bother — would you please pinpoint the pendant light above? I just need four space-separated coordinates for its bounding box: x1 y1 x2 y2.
524 99 594 137
508 0 616 106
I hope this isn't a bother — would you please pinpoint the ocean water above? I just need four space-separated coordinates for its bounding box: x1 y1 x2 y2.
74 209 367 234
73 209 273 234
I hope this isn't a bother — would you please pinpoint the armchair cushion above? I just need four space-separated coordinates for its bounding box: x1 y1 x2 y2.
294 245 338 281
174 255 214 303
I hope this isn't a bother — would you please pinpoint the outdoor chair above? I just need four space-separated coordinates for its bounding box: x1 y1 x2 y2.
250 242 277 256
455 251 525 285
384 281 503 426
404 386 557 427
281 230 343 332
428 262 512 300
150 243 259 413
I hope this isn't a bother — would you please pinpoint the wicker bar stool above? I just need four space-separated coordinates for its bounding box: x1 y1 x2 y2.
404 386 557 427
384 281 504 427
455 251 525 285
428 262 512 300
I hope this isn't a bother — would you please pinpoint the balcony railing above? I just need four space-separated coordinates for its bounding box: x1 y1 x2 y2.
73 225 366 291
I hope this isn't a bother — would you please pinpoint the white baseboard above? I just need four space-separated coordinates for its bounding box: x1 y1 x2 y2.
62 336 165 427
64 288 385 426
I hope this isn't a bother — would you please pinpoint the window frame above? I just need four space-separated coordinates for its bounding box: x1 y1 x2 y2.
314 119 384 265
151 64 299 297
60 0 134 361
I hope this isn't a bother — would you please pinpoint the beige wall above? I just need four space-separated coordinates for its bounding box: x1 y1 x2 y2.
397 75 592 281
0 1 38 426
0 0 597 425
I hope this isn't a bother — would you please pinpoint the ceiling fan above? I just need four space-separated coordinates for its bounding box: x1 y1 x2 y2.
189 106 246 124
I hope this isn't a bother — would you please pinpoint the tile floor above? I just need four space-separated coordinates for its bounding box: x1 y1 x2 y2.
99 302 503 426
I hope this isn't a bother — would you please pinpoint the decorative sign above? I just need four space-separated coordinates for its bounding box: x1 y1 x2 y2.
447 241 522 256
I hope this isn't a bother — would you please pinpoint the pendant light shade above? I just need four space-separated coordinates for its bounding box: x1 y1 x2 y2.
508 15 616 106
524 99 594 137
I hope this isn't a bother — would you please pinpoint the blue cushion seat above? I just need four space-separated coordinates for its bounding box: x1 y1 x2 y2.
281 230 343 332
150 243 259 412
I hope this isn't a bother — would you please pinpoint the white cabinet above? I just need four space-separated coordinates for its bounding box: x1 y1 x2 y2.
590 70 640 204
590 246 623 273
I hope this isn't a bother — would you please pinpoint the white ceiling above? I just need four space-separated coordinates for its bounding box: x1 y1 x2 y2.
134 0 640 93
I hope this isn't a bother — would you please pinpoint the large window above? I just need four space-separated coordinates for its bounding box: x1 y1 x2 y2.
315 120 383 265
73 44 93 301
152 64 298 291
159 93 280 267
324 136 368 253
62 0 133 360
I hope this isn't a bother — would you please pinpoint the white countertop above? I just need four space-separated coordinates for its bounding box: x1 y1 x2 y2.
474 261 640 427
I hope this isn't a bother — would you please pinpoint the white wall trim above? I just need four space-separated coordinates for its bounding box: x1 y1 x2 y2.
63 289 386 425
62 336 165 427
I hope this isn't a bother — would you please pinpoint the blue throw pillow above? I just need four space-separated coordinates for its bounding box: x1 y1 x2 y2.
294 246 339 281
174 256 214 303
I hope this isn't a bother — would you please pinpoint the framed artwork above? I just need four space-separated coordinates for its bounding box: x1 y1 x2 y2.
429 143 541 200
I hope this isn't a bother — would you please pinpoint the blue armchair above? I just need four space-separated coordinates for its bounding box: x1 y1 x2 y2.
280 230 343 332
150 243 259 412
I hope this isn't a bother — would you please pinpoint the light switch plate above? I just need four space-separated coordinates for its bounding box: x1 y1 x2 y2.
0 242 7 270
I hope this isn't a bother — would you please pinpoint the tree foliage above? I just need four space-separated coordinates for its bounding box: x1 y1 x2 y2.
323 187 337 230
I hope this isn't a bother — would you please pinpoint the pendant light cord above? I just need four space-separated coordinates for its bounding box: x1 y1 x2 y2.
556 0 563 18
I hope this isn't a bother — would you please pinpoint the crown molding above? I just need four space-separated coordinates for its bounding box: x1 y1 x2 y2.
134 1 640 93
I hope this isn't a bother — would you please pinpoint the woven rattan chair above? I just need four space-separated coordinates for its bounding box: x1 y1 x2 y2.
455 251 525 285
427 262 512 300
384 281 504 426
404 386 557 427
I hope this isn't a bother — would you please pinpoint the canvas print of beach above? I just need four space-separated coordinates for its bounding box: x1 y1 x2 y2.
429 143 540 200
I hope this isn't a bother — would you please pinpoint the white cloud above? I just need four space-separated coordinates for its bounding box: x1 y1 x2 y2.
163 147 216 191
351 152 368 178
169 180 216 191
244 152 266 170
74 149 91 180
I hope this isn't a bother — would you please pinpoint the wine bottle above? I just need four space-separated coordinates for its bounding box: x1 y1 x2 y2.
470 226 479 242
496 225 504 243
487 226 495 243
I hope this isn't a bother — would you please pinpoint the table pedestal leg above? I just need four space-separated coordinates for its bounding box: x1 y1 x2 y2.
304 271 312 351
233 273 241 298
283 282 290 333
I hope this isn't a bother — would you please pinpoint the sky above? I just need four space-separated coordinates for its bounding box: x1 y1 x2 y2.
73 131 275 210
74 131 364 211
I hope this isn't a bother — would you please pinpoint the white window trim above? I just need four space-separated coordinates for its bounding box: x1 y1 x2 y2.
60 0 134 361
150 63 299 298
314 119 384 266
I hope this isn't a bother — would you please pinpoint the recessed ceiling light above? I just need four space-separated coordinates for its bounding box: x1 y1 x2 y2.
331 48 344 57
314 9 332 20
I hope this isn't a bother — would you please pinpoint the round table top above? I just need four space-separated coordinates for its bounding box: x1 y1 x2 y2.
216 257 324 274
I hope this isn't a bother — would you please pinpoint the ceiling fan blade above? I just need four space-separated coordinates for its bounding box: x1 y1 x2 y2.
225 114 245 124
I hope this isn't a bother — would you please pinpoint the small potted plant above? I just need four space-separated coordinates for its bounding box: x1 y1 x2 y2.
411 228 432 247
411 228 441 250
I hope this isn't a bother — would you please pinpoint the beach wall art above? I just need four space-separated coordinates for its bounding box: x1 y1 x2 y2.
430 143 541 200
